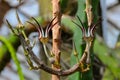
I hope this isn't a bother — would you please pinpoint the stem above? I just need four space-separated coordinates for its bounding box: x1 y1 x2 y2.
84 41 92 64
51 0 62 80
81 0 94 80
43 44 50 59
85 0 93 26
85 0 93 64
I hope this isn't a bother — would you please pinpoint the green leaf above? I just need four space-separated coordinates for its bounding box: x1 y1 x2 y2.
0 36 24 80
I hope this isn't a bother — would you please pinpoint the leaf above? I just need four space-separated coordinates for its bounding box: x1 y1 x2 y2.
0 36 25 80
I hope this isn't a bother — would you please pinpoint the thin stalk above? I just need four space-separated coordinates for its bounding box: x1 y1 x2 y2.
43 44 50 60
85 0 93 65
85 0 93 26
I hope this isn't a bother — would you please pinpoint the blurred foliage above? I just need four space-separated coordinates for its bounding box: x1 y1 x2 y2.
38 0 52 18
94 38 120 80
60 0 77 16
0 36 24 80
0 34 20 72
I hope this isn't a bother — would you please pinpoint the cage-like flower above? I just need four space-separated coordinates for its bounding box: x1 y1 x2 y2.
72 16 101 42
27 16 58 44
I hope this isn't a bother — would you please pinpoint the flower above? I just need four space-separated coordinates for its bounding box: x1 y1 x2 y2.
27 16 58 44
72 16 101 42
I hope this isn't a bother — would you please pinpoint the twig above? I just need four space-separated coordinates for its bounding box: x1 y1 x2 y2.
18 34 82 76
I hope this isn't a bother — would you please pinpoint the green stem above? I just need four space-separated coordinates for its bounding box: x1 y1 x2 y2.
0 36 24 80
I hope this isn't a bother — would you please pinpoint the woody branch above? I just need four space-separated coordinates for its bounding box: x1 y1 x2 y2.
51 0 62 80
